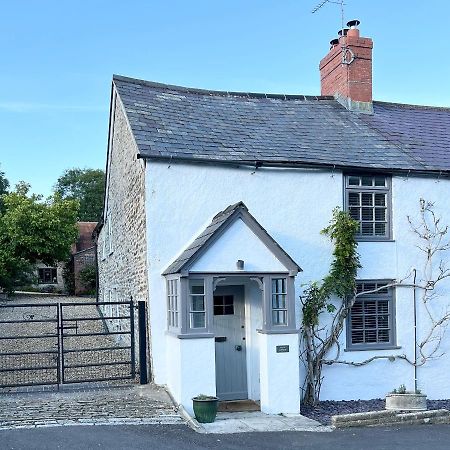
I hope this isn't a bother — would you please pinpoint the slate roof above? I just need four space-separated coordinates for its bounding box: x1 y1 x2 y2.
162 202 301 275
113 75 450 173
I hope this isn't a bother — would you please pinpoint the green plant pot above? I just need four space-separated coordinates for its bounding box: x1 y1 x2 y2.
192 397 219 423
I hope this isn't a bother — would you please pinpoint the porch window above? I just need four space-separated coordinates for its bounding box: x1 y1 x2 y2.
271 278 287 325
167 279 179 328
189 279 206 329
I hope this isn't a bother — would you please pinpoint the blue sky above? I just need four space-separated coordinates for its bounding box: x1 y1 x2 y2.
1 0 449 197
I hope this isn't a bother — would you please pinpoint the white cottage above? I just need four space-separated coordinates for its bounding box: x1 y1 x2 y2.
96 21 450 415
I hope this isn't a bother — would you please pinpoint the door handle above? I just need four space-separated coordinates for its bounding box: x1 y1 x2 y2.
235 345 242 351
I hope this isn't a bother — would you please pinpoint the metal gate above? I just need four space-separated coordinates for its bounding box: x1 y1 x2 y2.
0 300 136 389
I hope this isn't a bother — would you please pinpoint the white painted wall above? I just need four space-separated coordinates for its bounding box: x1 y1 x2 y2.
166 334 216 415
259 332 301 414
190 218 286 273
146 160 450 403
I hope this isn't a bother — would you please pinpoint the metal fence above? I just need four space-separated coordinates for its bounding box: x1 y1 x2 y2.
0 300 136 389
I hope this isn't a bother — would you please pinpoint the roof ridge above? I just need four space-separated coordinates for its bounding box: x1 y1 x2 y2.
374 100 450 112
112 74 334 102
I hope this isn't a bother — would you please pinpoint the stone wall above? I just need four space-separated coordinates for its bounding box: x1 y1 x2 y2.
96 91 149 370
73 247 96 295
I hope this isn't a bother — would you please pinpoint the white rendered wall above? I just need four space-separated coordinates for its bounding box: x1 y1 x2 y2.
259 332 301 414
146 160 450 402
146 161 339 387
320 176 450 400
166 334 216 415
190 218 286 272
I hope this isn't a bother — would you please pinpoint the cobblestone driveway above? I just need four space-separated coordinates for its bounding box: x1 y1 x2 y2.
0 384 183 430
0 295 133 387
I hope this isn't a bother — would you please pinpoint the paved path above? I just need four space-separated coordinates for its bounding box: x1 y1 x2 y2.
2 423 450 450
0 384 183 430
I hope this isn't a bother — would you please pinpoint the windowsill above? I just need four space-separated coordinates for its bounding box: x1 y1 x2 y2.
166 330 214 339
344 345 401 352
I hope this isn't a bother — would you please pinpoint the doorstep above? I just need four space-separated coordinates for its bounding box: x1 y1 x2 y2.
190 411 332 434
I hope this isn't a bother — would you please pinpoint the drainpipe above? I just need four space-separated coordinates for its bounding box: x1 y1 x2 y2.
413 269 418 393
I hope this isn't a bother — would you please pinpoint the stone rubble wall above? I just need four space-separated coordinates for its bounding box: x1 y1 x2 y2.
96 92 150 374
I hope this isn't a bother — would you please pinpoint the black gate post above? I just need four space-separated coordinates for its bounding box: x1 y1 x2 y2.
138 301 149 385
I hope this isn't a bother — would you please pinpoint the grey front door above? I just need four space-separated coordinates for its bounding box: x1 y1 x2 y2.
213 285 247 401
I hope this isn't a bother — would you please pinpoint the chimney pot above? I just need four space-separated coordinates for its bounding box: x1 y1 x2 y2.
347 19 361 28
329 38 339 49
337 28 349 37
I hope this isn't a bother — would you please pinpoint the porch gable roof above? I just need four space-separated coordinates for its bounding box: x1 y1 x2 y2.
162 202 301 276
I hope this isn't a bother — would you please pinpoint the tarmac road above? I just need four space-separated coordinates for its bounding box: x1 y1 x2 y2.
2 424 450 450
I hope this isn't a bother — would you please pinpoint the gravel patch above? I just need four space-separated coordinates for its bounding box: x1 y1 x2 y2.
301 399 386 425
301 399 450 425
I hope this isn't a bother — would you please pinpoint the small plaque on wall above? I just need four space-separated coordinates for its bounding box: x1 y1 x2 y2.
276 345 289 353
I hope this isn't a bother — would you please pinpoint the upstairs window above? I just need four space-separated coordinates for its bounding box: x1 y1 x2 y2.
38 268 57 284
347 281 396 350
345 175 391 240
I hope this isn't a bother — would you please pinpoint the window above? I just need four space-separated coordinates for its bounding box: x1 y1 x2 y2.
346 174 391 239
271 278 287 325
189 279 206 328
167 279 179 328
214 295 234 315
347 281 395 350
38 267 57 284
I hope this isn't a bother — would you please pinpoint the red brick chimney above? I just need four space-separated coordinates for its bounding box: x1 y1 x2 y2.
319 20 373 113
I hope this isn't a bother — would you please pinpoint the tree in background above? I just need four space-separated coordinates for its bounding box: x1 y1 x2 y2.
0 164 10 213
79 264 97 294
0 182 79 293
54 168 105 222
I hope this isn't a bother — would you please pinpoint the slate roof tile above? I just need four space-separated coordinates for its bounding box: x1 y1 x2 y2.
113 75 450 173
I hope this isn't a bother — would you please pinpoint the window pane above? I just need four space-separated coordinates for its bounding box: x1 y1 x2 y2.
361 193 373 206
349 207 360 220
378 329 390 342
224 305 234 315
352 330 364 343
191 285 204 295
348 192 360 206
375 208 386 221
374 176 386 187
361 176 373 186
272 294 286 309
272 310 287 325
374 193 386 206
191 312 205 328
362 208 373 221
361 223 374 235
191 296 205 312
375 223 386 236
348 176 360 186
